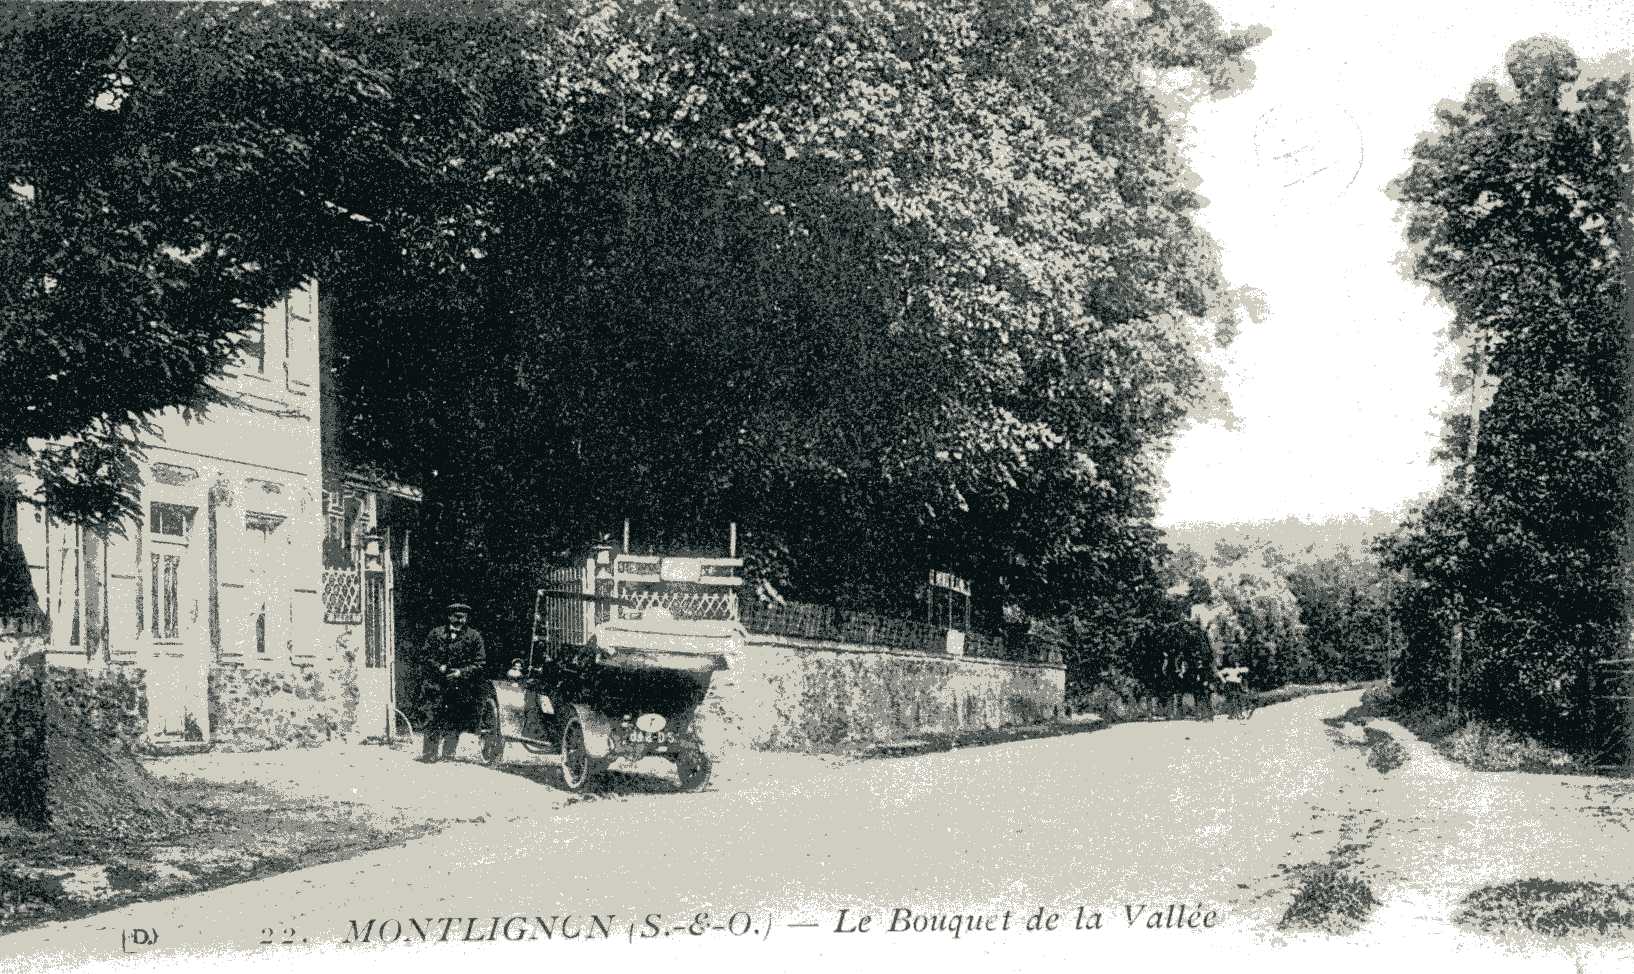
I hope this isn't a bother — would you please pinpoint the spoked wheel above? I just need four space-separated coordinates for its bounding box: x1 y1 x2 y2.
675 750 712 791
478 696 505 766
560 707 599 792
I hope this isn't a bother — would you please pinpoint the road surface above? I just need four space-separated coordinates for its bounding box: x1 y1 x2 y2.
4 691 1632 973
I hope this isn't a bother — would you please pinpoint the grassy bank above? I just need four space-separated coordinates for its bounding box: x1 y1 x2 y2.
1337 685 1598 775
1456 879 1634 938
0 776 442 934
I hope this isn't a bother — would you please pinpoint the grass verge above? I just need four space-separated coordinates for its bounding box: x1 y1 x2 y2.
1252 681 1378 709
1339 685 1593 775
0 777 442 934
1278 865 1380 934
1455 879 1634 938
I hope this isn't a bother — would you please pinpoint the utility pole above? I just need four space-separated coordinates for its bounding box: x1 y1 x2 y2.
1622 92 1634 773
1383 572 1394 685
1448 331 1487 719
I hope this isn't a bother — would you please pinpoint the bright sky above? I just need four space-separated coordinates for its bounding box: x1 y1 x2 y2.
1157 0 1634 525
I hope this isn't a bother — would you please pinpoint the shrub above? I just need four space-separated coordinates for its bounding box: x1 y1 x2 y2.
1279 866 1379 933
1359 683 1395 711
1457 879 1634 937
1362 728 1407 773
1444 721 1580 772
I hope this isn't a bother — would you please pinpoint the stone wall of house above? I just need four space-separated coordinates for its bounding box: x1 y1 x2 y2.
0 629 149 824
696 633 1066 753
3 627 360 756
206 641 358 751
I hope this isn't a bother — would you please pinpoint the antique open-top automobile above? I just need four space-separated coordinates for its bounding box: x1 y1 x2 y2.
477 544 743 791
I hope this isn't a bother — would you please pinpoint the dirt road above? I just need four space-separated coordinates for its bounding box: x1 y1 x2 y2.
4 691 1632 973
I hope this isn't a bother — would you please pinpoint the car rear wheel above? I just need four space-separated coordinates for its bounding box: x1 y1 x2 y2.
479 696 504 766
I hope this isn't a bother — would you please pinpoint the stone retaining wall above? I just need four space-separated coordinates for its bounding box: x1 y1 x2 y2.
206 654 358 751
697 633 1066 752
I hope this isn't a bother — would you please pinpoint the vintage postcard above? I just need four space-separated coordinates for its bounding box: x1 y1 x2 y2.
1 1 1632 972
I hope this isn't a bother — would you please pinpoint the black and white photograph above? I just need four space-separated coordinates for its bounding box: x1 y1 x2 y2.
0 1 1632 971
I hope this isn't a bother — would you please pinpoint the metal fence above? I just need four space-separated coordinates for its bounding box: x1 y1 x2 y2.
742 600 944 653
742 598 1064 665
0 610 45 637
965 629 1066 665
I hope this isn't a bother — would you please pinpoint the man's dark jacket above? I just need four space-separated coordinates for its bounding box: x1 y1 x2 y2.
419 625 487 729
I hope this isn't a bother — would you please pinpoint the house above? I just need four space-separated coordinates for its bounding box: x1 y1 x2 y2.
0 282 416 751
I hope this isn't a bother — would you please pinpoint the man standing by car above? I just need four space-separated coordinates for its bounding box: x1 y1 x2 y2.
419 601 487 762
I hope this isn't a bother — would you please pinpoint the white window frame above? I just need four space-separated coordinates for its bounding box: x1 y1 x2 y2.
47 515 81 652
146 501 195 646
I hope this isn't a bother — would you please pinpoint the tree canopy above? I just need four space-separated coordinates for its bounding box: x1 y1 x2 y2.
330 0 1262 638
2 1 1262 658
1382 37 1632 753
0 0 533 527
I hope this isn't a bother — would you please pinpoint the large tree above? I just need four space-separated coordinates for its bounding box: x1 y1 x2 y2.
1385 38 1632 753
2 2 1262 659
0 0 534 528
332 0 1262 642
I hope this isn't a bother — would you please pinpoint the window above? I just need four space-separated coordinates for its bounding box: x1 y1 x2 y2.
324 489 345 544
151 551 181 641
146 503 195 644
150 503 194 539
51 518 81 647
284 284 314 395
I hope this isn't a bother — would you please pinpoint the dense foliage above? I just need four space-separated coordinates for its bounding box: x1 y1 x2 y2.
1157 537 1392 694
1 2 1262 661
327 0 1264 645
1283 548 1392 684
1193 547 1305 689
1379 38 1632 755
0 1 534 530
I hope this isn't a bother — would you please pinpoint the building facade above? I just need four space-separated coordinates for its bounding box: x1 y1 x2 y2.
1 282 413 750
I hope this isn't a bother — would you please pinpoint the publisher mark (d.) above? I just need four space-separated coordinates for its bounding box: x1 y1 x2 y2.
418 601 487 762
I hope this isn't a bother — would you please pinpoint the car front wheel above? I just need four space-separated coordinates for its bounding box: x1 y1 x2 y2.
560 707 600 792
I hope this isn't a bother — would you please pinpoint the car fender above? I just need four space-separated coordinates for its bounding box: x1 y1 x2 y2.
490 680 537 740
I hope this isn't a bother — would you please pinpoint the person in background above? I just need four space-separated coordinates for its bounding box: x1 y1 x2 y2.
418 601 487 761
1185 623 1217 720
1218 661 1252 719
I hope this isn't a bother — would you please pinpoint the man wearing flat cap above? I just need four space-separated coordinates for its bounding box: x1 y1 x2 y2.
418 601 487 761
